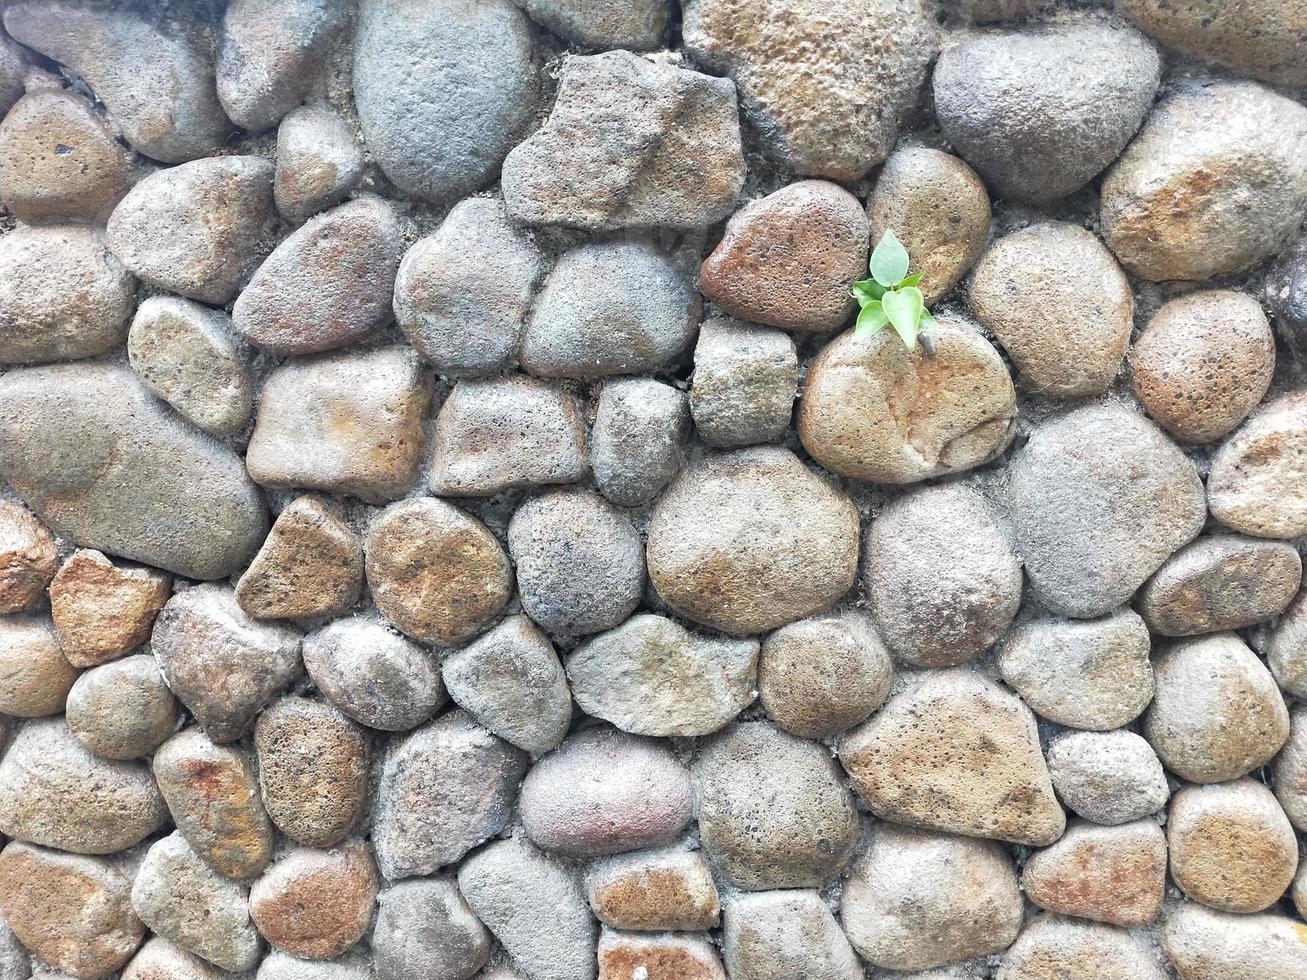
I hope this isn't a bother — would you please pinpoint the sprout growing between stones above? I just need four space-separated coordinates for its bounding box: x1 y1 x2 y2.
852 229 936 351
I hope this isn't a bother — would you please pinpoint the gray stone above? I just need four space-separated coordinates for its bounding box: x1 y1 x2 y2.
998 916 1169 980
374 878 490 980
690 318 798 447
354 0 537 201
502 50 745 230
1162 903 1307 980
1207 391 1307 540
597 930 726 978
591 378 689 506
567 614 757 737
258 950 372 980
522 240 700 378
1270 592 1307 699
1274 707 1307 831
1008 403 1205 618
123 937 229 980
513 0 668 48
723 890 861 980
1267 231 1307 362
1046 730 1169 826
0 615 78 718
0 34 25 116
586 848 720 932
66 654 179 760
274 104 365 224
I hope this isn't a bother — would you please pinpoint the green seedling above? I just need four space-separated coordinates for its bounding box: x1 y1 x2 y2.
851 230 936 352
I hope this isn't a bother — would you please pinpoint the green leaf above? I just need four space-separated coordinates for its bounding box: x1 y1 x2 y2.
900 272 923 288
870 229 910 287
851 277 886 303
853 300 889 338
882 287 924 350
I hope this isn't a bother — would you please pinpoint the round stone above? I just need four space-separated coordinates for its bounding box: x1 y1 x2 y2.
590 377 689 507
48 548 171 667
1162 903 1307 980
0 616 78 717
374 877 490 980
1267 231 1307 362
1207 391 1307 539
274 104 365 224
723 889 860 980
66 654 179 760
998 916 1169 980
248 842 378 960
688 318 798 448
0 499 57 614
1045 730 1170 826
123 937 230 980
597 929 725 979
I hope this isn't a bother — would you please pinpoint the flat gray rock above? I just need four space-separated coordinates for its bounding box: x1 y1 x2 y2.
1046 730 1170 828
690 318 798 447
591 378 688 507
724 890 862 980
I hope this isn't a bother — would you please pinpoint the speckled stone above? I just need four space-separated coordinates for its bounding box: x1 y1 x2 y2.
1161 903 1307 979
1046 730 1170 826
248 842 378 960
258 951 373 980
1270 591 1307 698
589 378 689 508
1207 391 1307 540
587 849 720 932
1022 819 1167 927
1273 706 1307 831
122 937 229 980
373 877 490 980
597 929 726 980
273 105 365 224
998 916 1169 980
723 889 861 980
49 548 171 667
0 500 57 614
66 654 179 760
0 616 78 718
689 318 798 447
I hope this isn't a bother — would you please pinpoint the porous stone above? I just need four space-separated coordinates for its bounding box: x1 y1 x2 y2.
49 549 170 667
969 223 1132 397
1296 864 1307 921
429 375 589 496
647 447 859 634
689 318 798 446
508 489 644 638
597 929 725 980
591 378 689 506
1008 403 1205 618
354 0 537 201
587 849 720 932
0 616 78 717
1046 730 1170 826
840 825 1023 972
1145 633 1289 783
258 950 372 980
698 722 858 890
1022 820 1166 927
997 916 1169 980
1274 706 1307 830
0 224 134 365
151 584 302 743
365 497 512 645
303 618 444 732
798 319 1017 484
683 0 934 180
247 347 431 503
248 843 378 960
514 0 668 48
373 877 490 980
1100 81 1307 281
0 500 57 614
0 717 166 854
998 609 1154 730
1267 232 1307 362
442 615 572 754
839 670 1065 845
502 50 744 230
123 937 229 980
373 711 529 880
393 196 544 376
66 655 179 760
1129 291 1276 443
274 105 365 223
1207 391 1307 539
106 156 275 304
723 890 861 980
1161 903 1307 979
2 1 230 162
1271 592 1307 698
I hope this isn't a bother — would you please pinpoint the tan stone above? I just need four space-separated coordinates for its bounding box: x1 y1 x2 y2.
587 849 720 932
0 499 58 614
1269 592 1307 698
597 928 725 980
1273 706 1307 831
997 916 1169 980
122 937 228 980
66 654 179 760
1161 903 1307 979
249 842 378 960
49 549 171 666
0 615 78 717
1207 391 1307 539
1022 819 1166 927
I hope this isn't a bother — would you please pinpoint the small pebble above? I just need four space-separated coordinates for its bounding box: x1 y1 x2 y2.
1207 391 1307 539
66 654 179 760
1046 730 1170 826
689 318 798 447
248 842 378 960
49 548 171 667
586 848 720 932
1269 590 1307 698
597 928 726 980
723 889 861 980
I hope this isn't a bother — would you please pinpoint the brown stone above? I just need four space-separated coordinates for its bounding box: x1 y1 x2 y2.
1207 391 1307 540
249 842 378 960
0 616 78 717
587 849 720 931
1274 706 1307 831
49 549 171 667
998 916 1169 980
0 499 58 613
1022 819 1167 927
66 654 179 760
597 929 725 980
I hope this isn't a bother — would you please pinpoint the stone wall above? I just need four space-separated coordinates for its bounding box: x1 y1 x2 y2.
0 0 1305 978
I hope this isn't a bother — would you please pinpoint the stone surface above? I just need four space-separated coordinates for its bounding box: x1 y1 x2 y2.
1100 81 1307 281
248 842 378 960
839 670 1065 845
258 951 372 980
587 849 720 932
723 890 861 980
66 654 179 760
373 877 490 980
514 0 668 48
49 549 170 667
1161 903 1307 980
1046 730 1169 826
0 500 57 614
698 722 858 890
123 937 229 980
1022 819 1166 927
597 929 725 980
1271 591 1307 698
0 35 24 116
997 916 1168 980
1274 706 1307 830
690 318 798 446
502 50 744 230
1267 231 1307 362
591 378 689 506
1008 402 1205 618
798 319 1017 484
0 913 27 980
274 104 365 223
0 616 78 717
1207 391 1307 539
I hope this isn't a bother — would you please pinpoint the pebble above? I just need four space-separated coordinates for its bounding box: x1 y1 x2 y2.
131 832 261 973
248 842 378 960
106 155 275 304
798 319 1017 483
246 347 431 503
516 0 668 48
1274 706 1307 830
1161 903 1307 979
1008 403 1205 618
840 670 1065 845
508 489 645 638
0 224 134 365
151 584 302 743
1045 730 1169 826
49 548 170 667
934 23 1159 204
1145 633 1289 783
586 848 720 932
373 877 490 980
457 837 597 980
0 500 57 614
502 50 744 230
123 937 229 980
429 375 589 496
1129 290 1276 443
373 711 529 880
128 297 254 438
840 824 1023 972
723 890 861 980
700 181 868 332
683 0 934 180
0 616 78 717
1207 391 1307 539
0 717 166 854
66 654 179 760
1100 80 1307 281
393 196 544 376
365 497 511 645
154 728 274 880
0 841 142 978
442 615 572 754
1022 819 1166 927
597 929 725 980
867 146 991 304
998 609 1155 730
1271 591 1307 697
998 916 1168 980
698 722 858 889
758 611 892 739
591 378 689 506
234 197 402 355
969 223 1133 397
689 318 798 447
567 614 758 737
647 447 859 634
259 950 372 980
274 105 365 223
0 89 128 223
1267 232 1307 362
1167 779 1298 914
866 483 1021 668
354 0 537 201
303 618 444 732
2 2 229 162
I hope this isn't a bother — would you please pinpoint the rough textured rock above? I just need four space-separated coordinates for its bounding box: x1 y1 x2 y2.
67 655 179 761
998 916 1169 980
647 448 859 634
1267 232 1307 362
248 843 377 960
1161 903 1307 980
723 890 861 980
1206 391 1307 539
840 825 1023 972
0 500 57 614
1274 706 1307 830
1022 819 1166 927
49 549 170 667
123 937 230 980
587 849 720 932
1008 403 1205 617
502 50 744 230
839 670 1065 845
798 319 1017 484
257 950 371 980
373 877 490 980
698 722 858 890
0 35 25 116
690 318 798 447
597 929 725 980
1100 81 1307 281
274 104 364 223
0 616 78 717
514 0 668 48
1271 592 1307 698
591 378 689 506
1046 730 1169 826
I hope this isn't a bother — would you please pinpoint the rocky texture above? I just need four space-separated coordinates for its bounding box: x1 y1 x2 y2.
1206 391 1307 539
49 549 170 667
274 105 364 224
0 35 25 116
0 616 78 717
123 938 230 980
373 877 490 980
690 319 798 447
999 917 1169 980
0 500 58 614
1161 903 1307 979
597 929 725 979
1267 232 1307 362
723 890 860 980
591 379 689 506
258 951 372 980
248 843 377 959
1271 592 1307 698
587 849 720 932
514 0 667 48
1275 706 1307 830
66 655 179 761
1022 819 1167 927
1046 731 1170 826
